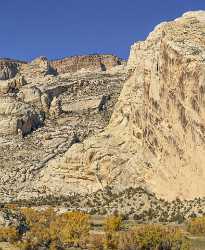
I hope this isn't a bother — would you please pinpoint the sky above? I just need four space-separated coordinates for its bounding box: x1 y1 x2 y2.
0 0 205 61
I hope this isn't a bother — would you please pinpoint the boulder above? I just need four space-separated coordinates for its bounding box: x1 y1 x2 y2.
0 96 44 136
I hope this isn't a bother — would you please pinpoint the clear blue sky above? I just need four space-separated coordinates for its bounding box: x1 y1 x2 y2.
1 0 204 61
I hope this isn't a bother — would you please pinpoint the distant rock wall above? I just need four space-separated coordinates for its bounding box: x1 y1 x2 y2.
0 59 26 80
50 54 123 74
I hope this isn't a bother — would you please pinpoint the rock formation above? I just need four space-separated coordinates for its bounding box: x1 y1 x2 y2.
0 59 26 80
1 11 205 204
0 54 126 202
50 54 123 74
0 96 44 136
0 75 27 93
49 97 62 118
36 11 205 201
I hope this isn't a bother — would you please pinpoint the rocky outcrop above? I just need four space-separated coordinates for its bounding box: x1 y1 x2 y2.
0 57 126 201
4 11 205 204
19 57 56 84
50 54 123 74
0 59 26 80
37 11 205 200
49 97 62 118
0 96 44 136
0 75 27 93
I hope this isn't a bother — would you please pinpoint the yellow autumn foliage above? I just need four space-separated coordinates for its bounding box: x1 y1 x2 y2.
50 211 90 247
187 216 205 235
104 215 122 233
20 208 90 249
0 226 19 243
133 224 190 250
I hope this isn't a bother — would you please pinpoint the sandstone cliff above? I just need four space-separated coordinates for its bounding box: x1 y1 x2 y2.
50 54 123 74
0 58 26 80
36 11 205 201
0 54 126 201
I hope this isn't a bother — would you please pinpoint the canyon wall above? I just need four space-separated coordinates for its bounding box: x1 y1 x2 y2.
0 59 26 80
37 11 205 200
50 54 123 74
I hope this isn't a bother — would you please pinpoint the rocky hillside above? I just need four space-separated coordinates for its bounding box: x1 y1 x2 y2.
33 11 205 201
1 11 205 208
0 54 126 202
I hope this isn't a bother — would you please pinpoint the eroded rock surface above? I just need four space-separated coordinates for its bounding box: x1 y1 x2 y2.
50 54 123 74
0 59 26 80
1 12 205 204
0 55 127 202
36 11 205 201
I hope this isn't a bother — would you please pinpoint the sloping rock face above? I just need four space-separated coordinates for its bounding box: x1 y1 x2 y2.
50 54 123 74
0 54 126 201
37 11 205 200
19 56 57 84
0 59 26 80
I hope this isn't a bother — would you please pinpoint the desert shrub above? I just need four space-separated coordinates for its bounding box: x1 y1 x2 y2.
133 224 190 250
104 215 122 233
19 208 90 249
16 241 34 250
4 203 18 210
50 211 90 248
187 216 205 235
89 233 105 250
189 212 197 218
24 222 50 248
21 207 56 226
0 207 190 250
116 231 136 250
172 213 185 224
0 226 19 243
103 215 122 250
18 208 56 249
91 224 189 250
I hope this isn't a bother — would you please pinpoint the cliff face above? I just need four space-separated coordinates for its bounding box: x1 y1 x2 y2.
50 54 123 74
0 53 126 201
0 59 26 80
0 55 125 138
37 11 205 200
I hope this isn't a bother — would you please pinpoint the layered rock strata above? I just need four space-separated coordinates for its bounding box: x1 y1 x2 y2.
50 54 123 74
37 11 205 200
0 59 26 80
0 56 126 201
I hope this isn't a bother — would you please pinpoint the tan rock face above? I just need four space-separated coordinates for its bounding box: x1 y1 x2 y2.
50 54 123 74
0 54 126 201
38 11 205 200
0 59 26 80
49 97 62 118
0 76 27 93
0 96 43 136
20 56 56 83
